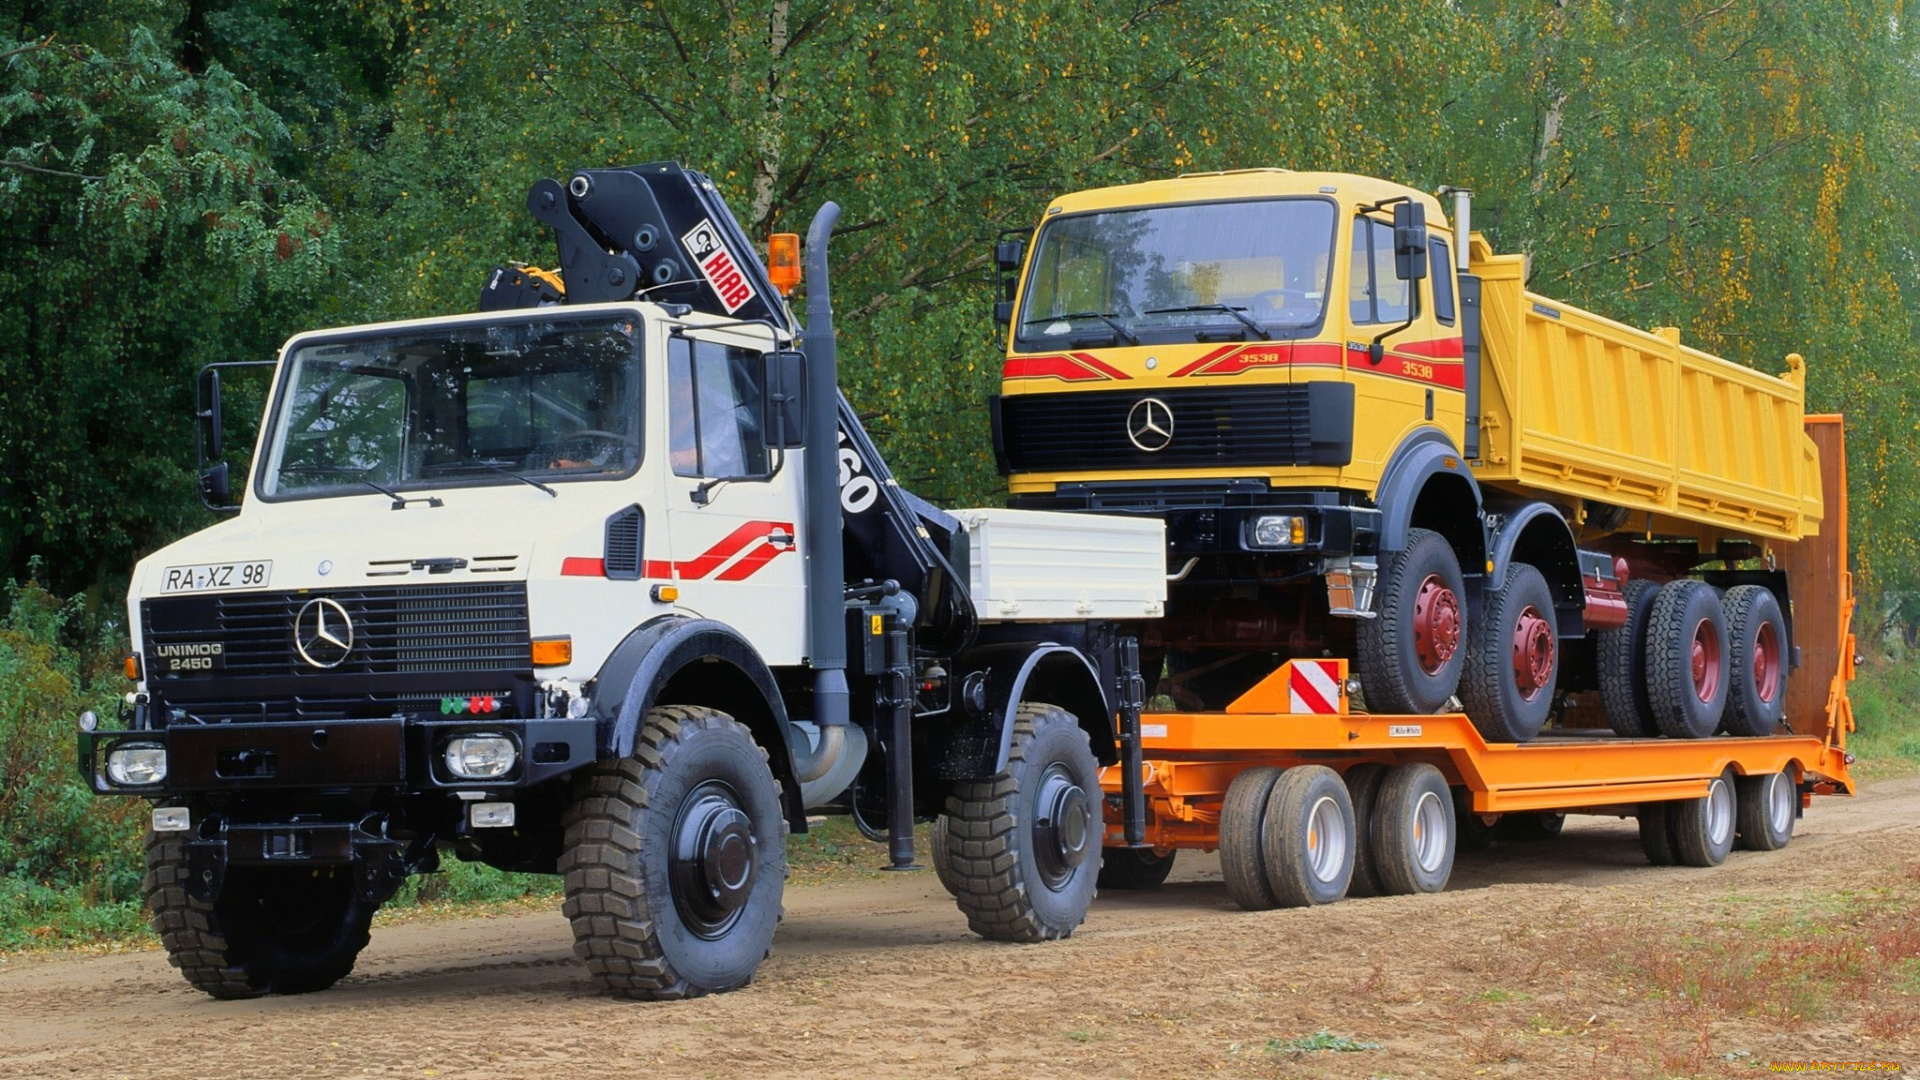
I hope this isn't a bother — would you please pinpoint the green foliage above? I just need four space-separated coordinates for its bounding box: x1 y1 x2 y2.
1263 1030 1384 1053
1847 649 1920 778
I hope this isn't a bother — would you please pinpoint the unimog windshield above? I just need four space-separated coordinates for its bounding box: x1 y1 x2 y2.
257 312 643 502
1014 197 1338 349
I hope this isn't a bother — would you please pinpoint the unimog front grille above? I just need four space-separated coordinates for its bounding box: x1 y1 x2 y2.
996 385 1315 472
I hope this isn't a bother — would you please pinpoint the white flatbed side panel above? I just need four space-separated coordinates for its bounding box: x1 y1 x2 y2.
954 508 1165 622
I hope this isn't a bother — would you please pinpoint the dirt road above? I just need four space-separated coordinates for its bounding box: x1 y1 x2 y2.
4 779 1917 1079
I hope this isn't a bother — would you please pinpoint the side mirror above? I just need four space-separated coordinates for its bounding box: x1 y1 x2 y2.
994 234 1026 326
199 367 225 458
200 461 231 506
994 299 1015 325
762 349 807 450
1393 202 1429 281
994 239 1025 271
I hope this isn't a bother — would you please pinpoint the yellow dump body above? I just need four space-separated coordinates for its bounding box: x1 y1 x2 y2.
1470 238 1823 542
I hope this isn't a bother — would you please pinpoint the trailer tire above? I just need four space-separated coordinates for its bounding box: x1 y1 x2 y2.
1260 765 1356 907
1459 562 1559 743
1671 768 1738 867
1219 765 1284 911
1494 812 1567 842
145 831 377 999
1736 769 1797 852
1453 787 1496 852
1371 764 1456 895
1646 580 1729 739
1721 586 1788 738
1342 763 1389 898
1356 528 1467 715
929 814 963 896
561 705 787 1000
1597 579 1662 737
1096 848 1178 891
945 703 1102 942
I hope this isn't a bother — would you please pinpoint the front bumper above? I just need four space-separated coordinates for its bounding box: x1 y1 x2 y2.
1012 485 1382 559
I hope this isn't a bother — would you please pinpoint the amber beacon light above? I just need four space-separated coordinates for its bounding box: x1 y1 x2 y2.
767 233 801 295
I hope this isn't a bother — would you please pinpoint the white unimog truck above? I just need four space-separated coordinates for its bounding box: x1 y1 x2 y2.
79 163 1166 1000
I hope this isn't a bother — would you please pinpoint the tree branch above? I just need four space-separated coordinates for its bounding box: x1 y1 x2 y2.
0 158 103 181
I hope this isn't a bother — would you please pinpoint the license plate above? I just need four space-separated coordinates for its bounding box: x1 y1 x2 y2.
160 561 273 593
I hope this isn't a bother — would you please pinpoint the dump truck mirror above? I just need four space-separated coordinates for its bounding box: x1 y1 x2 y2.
995 239 1024 271
994 299 1015 325
1393 202 1429 281
199 461 231 505
199 367 225 458
762 349 807 450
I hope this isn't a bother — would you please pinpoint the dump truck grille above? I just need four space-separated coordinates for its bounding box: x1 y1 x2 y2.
997 386 1314 472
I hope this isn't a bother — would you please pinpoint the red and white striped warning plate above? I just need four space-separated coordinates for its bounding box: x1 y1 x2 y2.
1288 660 1344 714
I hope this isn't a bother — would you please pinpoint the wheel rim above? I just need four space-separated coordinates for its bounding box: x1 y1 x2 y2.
1304 795 1349 884
670 779 758 940
1034 763 1094 890
1752 621 1782 704
1510 605 1555 701
1411 790 1449 875
1767 772 1794 835
1706 777 1734 847
1412 574 1462 675
1690 618 1723 703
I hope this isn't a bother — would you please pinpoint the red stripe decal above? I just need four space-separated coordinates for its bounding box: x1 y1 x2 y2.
561 557 606 577
1167 344 1241 378
1070 351 1132 380
643 560 674 579
671 520 796 581
1003 353 1131 382
1290 666 1337 714
714 541 792 582
1399 336 1464 359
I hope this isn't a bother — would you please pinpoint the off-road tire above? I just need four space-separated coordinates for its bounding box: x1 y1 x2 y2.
1371 763 1456 895
1597 579 1662 737
1342 763 1389 898
944 703 1102 942
1096 847 1177 891
1722 585 1789 738
1736 769 1797 852
1638 802 1679 866
1671 768 1737 867
1219 765 1285 911
145 830 377 999
1356 528 1468 715
1260 765 1356 907
1646 580 1729 739
561 705 787 1000
1459 562 1559 743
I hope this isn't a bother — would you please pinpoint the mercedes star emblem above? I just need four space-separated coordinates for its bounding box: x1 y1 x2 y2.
1126 397 1175 452
294 597 354 669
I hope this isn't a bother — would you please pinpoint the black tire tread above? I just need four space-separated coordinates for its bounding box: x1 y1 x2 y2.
1343 763 1389 899
1735 770 1795 852
1638 802 1678 866
1597 579 1661 737
1459 562 1557 743
1722 585 1787 738
1355 527 1464 715
1260 765 1355 907
1095 848 1177 891
1371 763 1455 896
1646 580 1727 739
1219 766 1284 911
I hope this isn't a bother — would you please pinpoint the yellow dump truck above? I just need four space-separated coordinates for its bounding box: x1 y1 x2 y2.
992 170 1822 742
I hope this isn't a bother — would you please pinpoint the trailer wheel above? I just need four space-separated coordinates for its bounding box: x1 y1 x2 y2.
1721 586 1788 737
1453 786 1496 852
1370 764 1455 895
561 705 787 1000
1260 765 1356 907
945 703 1101 941
1459 562 1559 743
1219 765 1284 911
1638 802 1678 866
1494 811 1567 842
929 814 963 896
1597 579 1662 737
1356 528 1466 714
1096 847 1178 891
1342 763 1389 898
1736 768 1797 851
1670 768 1737 867
144 831 377 999
1646 580 1728 739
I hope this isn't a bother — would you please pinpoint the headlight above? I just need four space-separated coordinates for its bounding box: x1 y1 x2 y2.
106 743 168 786
444 735 517 779
1251 514 1308 548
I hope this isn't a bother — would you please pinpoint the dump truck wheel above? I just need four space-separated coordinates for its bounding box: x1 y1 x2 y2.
1453 786 1496 852
1646 580 1729 739
1722 585 1788 738
1219 765 1285 911
1638 802 1679 866
1342 763 1389 898
1736 769 1797 852
945 703 1101 942
145 831 377 999
929 814 963 896
1494 811 1567 842
1459 562 1558 743
1356 528 1466 714
1597 579 1662 737
1370 764 1456 895
1096 847 1177 891
561 705 787 1000
1259 765 1355 907
1671 768 1738 867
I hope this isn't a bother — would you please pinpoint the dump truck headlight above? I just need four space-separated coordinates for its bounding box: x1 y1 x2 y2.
106 743 168 786
444 735 516 779
1251 514 1308 548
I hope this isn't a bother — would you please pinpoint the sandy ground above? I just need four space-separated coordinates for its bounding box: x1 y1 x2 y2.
3 778 1917 1080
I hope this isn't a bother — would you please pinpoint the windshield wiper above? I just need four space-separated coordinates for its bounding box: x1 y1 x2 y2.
1144 304 1272 341
278 466 443 510
1022 310 1141 345
429 458 559 498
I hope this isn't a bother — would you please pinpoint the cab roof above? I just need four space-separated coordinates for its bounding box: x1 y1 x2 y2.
1043 170 1450 227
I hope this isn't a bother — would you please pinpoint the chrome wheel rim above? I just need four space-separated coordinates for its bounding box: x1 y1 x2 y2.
1706 777 1734 848
1305 795 1349 884
1413 790 1450 874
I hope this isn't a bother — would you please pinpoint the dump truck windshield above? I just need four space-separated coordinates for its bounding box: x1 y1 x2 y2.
258 313 642 501
1016 198 1337 348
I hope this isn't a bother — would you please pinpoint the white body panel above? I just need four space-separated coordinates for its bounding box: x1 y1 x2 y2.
954 508 1166 622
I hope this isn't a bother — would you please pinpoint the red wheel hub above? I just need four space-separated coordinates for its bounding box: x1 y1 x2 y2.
1510 606 1555 701
1752 621 1781 703
1412 574 1461 675
1690 618 1722 703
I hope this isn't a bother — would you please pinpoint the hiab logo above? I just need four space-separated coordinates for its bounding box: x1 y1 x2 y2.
681 219 756 313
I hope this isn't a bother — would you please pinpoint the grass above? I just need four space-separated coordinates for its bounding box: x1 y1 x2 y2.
1845 650 1920 778
1262 1031 1384 1053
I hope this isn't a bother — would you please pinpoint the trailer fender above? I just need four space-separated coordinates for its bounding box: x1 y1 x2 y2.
590 615 804 828
1484 502 1585 636
1375 428 1486 569
945 643 1115 779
